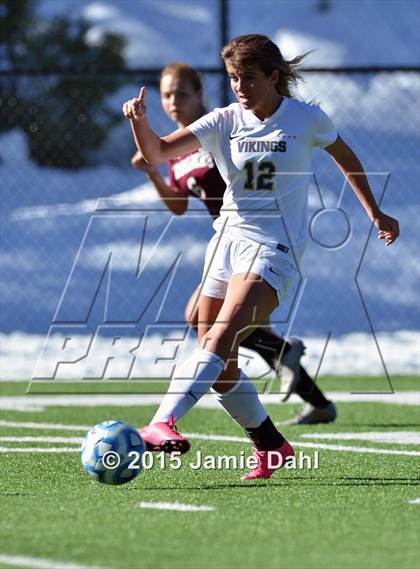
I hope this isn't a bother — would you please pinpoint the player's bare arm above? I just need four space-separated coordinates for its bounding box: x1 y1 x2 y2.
123 87 200 164
131 151 188 215
131 150 158 174
325 135 399 246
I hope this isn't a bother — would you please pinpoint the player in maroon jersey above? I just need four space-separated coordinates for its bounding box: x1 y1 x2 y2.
131 62 336 425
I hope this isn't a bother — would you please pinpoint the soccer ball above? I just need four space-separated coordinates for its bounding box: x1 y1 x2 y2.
81 420 145 485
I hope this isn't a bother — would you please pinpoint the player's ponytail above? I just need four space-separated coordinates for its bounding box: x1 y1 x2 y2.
221 34 307 98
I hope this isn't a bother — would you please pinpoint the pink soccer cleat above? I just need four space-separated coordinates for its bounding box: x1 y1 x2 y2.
138 415 190 455
241 439 295 480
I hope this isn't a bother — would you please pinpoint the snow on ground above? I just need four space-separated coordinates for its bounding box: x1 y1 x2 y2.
234 0 420 66
35 0 220 68
33 1 420 68
1 1 419 378
0 126 418 352
1 329 418 380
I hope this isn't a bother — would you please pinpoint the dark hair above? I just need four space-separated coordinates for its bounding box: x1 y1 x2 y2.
160 62 203 93
221 34 307 98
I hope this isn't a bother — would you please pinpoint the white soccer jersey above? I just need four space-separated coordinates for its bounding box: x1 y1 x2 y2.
188 97 337 261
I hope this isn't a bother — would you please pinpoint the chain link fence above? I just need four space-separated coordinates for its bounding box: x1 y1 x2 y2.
0 69 419 377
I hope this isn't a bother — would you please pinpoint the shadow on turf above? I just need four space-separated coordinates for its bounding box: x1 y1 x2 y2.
127 476 420 491
329 423 420 427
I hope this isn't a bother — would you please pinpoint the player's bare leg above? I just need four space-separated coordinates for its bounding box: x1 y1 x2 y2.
190 284 331 416
184 285 201 329
191 284 303 389
199 273 294 479
199 273 277 387
138 294 224 454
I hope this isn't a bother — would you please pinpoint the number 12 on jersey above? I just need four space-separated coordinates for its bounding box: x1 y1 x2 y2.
243 160 276 191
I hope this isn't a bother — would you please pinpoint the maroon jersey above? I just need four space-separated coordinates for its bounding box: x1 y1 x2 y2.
167 148 225 218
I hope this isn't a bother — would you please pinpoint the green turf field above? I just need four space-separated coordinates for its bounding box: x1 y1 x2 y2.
1 377 419 569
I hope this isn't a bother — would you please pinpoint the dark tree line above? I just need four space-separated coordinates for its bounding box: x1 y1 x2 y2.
0 0 127 167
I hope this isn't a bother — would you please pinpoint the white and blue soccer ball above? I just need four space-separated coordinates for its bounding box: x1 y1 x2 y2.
81 420 145 485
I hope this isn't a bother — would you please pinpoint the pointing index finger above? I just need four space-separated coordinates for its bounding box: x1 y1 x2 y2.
138 86 146 102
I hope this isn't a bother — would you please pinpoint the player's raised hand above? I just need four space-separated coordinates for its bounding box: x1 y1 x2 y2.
374 212 400 246
123 87 147 121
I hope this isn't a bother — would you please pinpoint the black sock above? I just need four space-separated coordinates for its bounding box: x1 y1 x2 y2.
241 327 290 369
295 366 330 408
245 416 285 451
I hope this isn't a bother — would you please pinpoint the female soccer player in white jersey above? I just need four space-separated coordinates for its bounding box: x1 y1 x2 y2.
123 35 399 480
132 62 336 425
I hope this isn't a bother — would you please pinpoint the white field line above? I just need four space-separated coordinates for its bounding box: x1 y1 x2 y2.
2 443 419 458
0 447 79 453
0 553 109 569
0 436 82 444
4 420 420 448
184 432 249 443
0 420 91 431
1 391 419 412
408 498 420 504
293 441 420 457
301 431 420 445
1 426 420 457
138 501 214 512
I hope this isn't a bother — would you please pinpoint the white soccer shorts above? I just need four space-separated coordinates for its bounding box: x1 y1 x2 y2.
200 232 297 302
